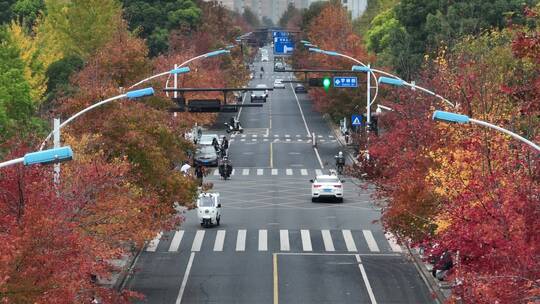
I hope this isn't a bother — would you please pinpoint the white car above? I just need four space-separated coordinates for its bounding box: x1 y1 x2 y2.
197 192 222 227
198 134 221 146
310 174 344 202
274 79 285 88
261 56 269 62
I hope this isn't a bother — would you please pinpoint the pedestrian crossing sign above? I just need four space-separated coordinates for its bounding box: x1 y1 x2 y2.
351 114 363 126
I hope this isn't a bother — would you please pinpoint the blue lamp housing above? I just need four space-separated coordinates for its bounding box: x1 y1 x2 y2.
205 50 230 58
352 65 371 73
170 67 190 74
126 87 155 99
378 76 405 86
432 111 470 124
24 146 74 165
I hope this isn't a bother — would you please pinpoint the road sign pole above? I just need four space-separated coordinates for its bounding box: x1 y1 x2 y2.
173 64 178 118
366 64 371 160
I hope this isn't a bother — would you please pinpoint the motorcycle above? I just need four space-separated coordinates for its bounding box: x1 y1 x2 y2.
336 158 345 175
219 162 232 180
224 121 243 134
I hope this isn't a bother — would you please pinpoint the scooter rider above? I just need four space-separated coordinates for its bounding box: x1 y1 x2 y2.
335 151 345 173
219 156 232 179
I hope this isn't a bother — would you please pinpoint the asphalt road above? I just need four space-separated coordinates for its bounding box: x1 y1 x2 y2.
125 47 433 304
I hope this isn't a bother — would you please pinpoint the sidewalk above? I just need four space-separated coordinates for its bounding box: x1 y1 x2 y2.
325 115 452 303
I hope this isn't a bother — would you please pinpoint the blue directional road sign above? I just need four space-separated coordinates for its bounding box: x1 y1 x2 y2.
333 76 358 88
351 114 363 126
273 31 289 37
274 37 294 55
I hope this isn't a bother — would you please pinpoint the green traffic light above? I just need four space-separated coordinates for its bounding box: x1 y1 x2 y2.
323 77 331 91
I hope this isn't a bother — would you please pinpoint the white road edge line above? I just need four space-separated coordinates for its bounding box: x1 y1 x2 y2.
175 252 195 304
356 254 378 304
290 83 324 169
290 82 311 137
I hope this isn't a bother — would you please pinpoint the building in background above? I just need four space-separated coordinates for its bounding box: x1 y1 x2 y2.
208 0 367 24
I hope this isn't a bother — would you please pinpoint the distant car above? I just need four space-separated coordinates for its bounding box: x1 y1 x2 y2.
310 174 344 202
261 56 269 62
274 79 285 89
294 84 307 93
274 62 285 71
251 84 268 102
198 134 221 146
194 145 218 166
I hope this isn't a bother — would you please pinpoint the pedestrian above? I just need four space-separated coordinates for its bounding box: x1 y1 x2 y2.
195 164 204 186
221 136 229 152
180 162 191 176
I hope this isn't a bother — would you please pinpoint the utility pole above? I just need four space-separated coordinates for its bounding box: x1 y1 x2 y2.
53 118 61 184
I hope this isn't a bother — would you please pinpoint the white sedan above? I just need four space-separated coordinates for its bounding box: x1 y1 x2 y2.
274 79 285 88
310 174 344 202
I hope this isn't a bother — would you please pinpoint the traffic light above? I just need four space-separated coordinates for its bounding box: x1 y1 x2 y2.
322 77 331 92
368 115 378 135
308 77 332 91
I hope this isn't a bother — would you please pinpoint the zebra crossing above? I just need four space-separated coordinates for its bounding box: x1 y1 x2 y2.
210 168 328 177
228 133 336 143
145 229 403 254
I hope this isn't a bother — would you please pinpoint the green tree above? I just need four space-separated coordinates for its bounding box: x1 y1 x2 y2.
122 0 201 56
279 3 300 28
11 0 44 31
262 16 274 27
0 27 43 144
0 0 15 25
242 7 260 28
37 0 122 59
44 54 84 101
367 0 538 78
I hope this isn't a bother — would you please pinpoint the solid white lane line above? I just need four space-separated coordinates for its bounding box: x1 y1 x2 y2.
257 169 264 175
236 229 247 251
363 230 380 252
146 232 162 252
342 230 357 252
314 147 324 169
175 252 195 304
315 169 323 176
191 230 205 252
286 169 293 175
242 168 249 175
300 169 308 176
385 232 402 252
214 230 226 252
322 230 335 251
356 255 378 304
272 169 278 175
290 82 311 136
280 230 290 251
259 229 268 251
168 231 184 252
301 230 313 251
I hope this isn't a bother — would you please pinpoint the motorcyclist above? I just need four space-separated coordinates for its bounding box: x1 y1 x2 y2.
335 151 345 173
260 66 264 73
218 157 232 179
